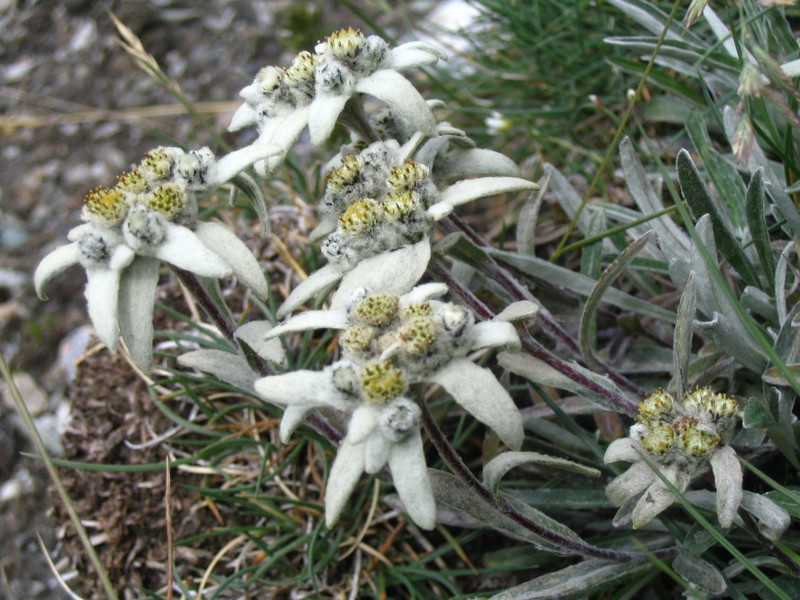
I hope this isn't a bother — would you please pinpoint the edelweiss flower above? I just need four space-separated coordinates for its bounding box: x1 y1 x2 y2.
254 284 527 528
604 387 742 529
35 145 276 370
261 283 525 446
228 28 446 171
276 140 537 317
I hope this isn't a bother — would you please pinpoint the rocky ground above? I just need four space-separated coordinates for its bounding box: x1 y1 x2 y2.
0 1 399 597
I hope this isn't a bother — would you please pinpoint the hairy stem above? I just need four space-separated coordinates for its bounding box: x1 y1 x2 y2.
441 214 648 398
428 258 639 416
419 400 674 562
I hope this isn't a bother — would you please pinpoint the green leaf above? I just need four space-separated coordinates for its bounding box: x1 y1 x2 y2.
672 552 727 596
498 351 626 412
490 558 651 600
504 489 612 510
677 149 761 289
483 451 600 497
230 173 270 237
579 230 654 367
673 272 697 397
427 469 574 555
488 248 676 323
743 396 776 429
745 169 775 289
764 489 800 519
516 169 550 256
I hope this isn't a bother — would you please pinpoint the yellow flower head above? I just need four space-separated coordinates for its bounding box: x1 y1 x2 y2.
338 198 381 237
352 293 399 327
327 155 363 191
387 160 429 193
339 325 376 355
82 186 129 226
679 424 721 457
382 190 420 221
638 388 674 422
397 317 437 355
115 170 148 194
325 27 365 62
360 360 408 404
640 421 676 456
143 183 187 221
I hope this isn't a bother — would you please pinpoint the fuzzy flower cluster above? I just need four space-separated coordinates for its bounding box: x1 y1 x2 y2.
229 28 446 169
255 284 525 529
35 145 273 370
277 139 537 318
604 387 742 529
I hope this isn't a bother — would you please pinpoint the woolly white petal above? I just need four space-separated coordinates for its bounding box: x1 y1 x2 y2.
399 282 449 307
208 143 281 188
494 300 540 323
279 405 314 444
385 42 446 69
347 404 381 445
308 94 350 145
178 349 257 392
266 309 349 339
234 321 286 365
470 321 520 352
193 221 268 299
228 102 257 132
631 479 677 529
710 445 743 528
363 432 390 474
118 256 159 371
152 223 232 278
325 439 366 528
356 70 437 137
267 105 311 152
603 437 641 465
34 242 81 300
429 358 524 450
254 369 349 410
330 240 431 310
84 266 122 352
437 177 539 211
437 148 521 183
389 429 436 529
309 217 337 242
605 461 655 506
277 264 345 319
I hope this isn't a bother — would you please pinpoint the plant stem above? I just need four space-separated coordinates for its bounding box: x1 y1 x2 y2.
441 214 648 398
419 399 674 562
428 258 639 416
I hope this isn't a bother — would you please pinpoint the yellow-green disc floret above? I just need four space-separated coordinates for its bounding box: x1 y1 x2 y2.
397 317 437 355
339 325 376 355
325 27 365 62
82 186 129 226
139 148 175 180
679 424 721 457
640 421 676 456
638 388 674 422
338 198 381 237
115 170 148 194
705 392 738 421
387 160 429 193
144 183 187 221
327 155 363 191
382 190 420 221
353 293 399 327
360 360 407 404
285 51 316 86
401 302 434 319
